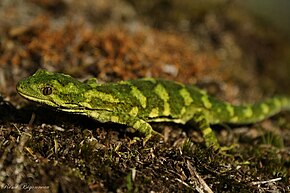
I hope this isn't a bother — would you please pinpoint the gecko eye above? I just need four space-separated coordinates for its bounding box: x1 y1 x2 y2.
42 86 52 95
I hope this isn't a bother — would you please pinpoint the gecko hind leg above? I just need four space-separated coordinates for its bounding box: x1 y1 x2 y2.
189 112 220 149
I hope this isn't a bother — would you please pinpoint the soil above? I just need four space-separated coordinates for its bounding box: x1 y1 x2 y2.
0 0 289 192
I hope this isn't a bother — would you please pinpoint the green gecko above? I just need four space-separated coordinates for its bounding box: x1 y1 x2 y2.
16 69 290 148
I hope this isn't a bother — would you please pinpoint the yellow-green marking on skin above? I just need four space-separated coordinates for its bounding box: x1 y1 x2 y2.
202 127 213 136
154 84 171 116
201 95 212 109
129 106 139 117
141 77 157 84
111 116 119 122
230 116 239 122
274 98 281 107
131 86 147 108
149 108 159 118
179 88 193 106
243 106 253 118
79 101 93 109
261 104 269 114
180 107 186 115
85 90 119 103
226 104 235 117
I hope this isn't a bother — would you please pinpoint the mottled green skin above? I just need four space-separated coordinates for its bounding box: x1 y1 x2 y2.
17 69 290 147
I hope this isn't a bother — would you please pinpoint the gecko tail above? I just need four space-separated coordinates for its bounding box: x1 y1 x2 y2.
231 95 290 124
211 95 290 124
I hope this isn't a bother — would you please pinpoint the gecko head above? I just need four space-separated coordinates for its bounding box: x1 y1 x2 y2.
16 69 86 109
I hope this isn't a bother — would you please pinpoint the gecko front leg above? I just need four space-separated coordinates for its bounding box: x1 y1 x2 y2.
130 119 163 145
87 110 162 145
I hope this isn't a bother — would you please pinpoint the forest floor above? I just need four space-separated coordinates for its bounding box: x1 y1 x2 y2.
0 0 289 192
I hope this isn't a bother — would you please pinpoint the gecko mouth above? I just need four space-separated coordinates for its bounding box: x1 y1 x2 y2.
17 90 98 112
17 91 83 110
17 90 59 107
16 84 114 113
